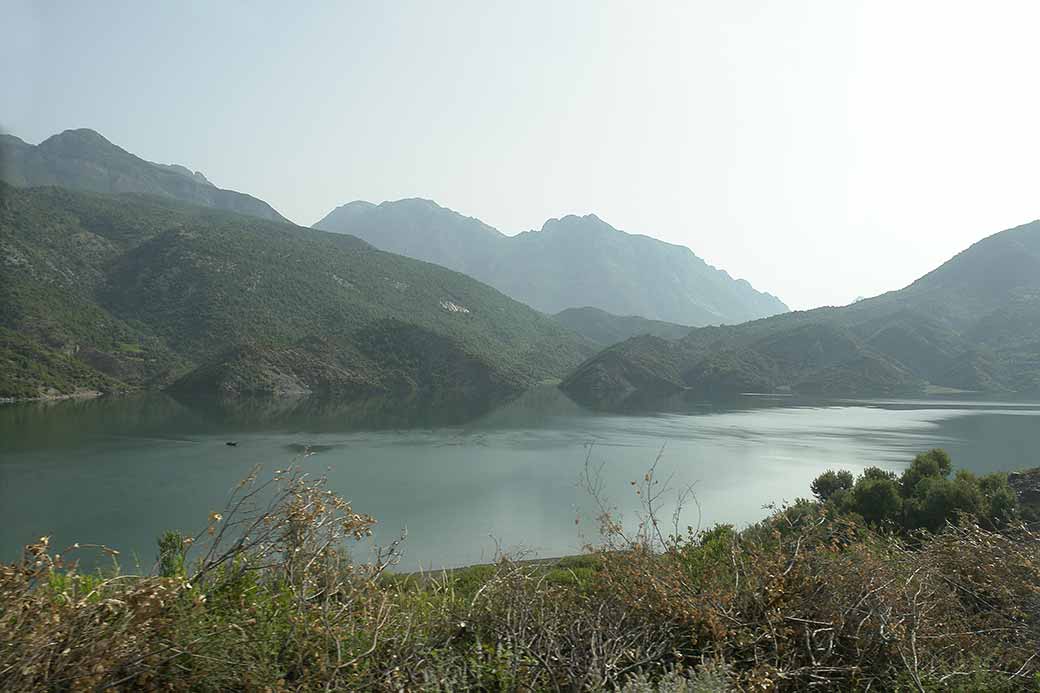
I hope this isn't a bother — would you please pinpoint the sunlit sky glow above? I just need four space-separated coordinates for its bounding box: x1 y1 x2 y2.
3 1 1038 309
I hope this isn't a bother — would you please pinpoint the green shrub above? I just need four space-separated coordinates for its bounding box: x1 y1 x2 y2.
813 449 1021 533
899 448 953 495
904 474 982 532
809 469 854 502
848 475 903 526
156 530 188 578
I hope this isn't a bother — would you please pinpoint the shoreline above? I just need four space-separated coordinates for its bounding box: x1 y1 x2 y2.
0 389 106 405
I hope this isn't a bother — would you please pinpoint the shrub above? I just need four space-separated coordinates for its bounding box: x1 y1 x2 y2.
809 469 854 502
903 473 983 532
2 456 1038 691
813 449 1021 533
899 448 952 495
156 529 188 578
620 665 733 692
848 474 903 526
861 465 898 482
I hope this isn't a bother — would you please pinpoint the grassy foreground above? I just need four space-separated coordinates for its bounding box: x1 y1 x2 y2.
2 457 1039 692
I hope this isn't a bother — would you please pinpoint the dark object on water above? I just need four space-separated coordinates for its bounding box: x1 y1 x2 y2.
226 441 238 447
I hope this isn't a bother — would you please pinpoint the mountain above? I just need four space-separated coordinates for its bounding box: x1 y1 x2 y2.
554 307 691 347
0 183 591 402
314 200 788 325
562 220 1040 406
316 198 505 281
0 129 287 223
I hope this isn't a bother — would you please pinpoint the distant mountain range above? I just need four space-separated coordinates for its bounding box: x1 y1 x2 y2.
0 129 286 222
553 307 691 347
0 184 591 402
4 127 1037 408
314 199 788 326
563 220 1040 406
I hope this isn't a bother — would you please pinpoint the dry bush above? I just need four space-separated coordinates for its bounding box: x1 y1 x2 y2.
0 466 397 692
461 559 676 691
2 457 1039 692
0 539 182 691
584 456 1040 691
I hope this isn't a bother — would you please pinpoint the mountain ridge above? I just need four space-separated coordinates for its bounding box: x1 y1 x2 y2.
0 183 592 403
314 199 788 326
561 220 1040 406
553 306 691 347
0 128 287 223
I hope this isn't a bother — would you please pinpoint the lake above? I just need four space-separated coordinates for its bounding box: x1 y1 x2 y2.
1 387 1038 572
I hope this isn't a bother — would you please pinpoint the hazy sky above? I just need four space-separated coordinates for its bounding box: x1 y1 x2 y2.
3 1 1038 310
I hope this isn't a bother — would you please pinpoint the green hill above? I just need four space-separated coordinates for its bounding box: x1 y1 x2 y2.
553 306 691 347
0 129 286 223
315 200 788 326
563 220 1040 405
0 327 124 401
0 184 591 401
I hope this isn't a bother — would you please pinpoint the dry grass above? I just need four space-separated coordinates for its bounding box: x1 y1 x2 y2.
1 460 1039 692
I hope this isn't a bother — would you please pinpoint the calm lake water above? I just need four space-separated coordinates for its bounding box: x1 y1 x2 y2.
1 387 1038 571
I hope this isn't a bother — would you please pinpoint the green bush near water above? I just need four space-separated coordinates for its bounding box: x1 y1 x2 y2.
812 448 1021 533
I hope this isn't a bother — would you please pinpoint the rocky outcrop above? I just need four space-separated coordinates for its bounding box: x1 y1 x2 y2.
1008 468 1040 508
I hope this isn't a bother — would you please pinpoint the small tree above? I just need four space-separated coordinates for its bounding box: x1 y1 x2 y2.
903 474 982 532
861 466 898 482
849 476 902 526
899 448 952 495
810 469 854 502
977 472 1020 528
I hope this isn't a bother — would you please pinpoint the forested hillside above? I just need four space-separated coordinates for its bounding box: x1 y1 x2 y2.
0 184 591 400
554 306 691 347
563 220 1040 405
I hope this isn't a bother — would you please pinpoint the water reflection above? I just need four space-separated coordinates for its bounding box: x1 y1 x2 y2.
1 386 1038 571
0 391 503 451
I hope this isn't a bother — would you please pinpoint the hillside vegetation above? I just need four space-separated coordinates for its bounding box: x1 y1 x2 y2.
554 306 691 347
315 199 788 326
0 184 591 401
2 452 1038 691
563 220 1040 405
0 327 124 401
0 129 286 222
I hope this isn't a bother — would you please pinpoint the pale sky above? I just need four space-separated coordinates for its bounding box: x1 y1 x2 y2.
3 1 1038 310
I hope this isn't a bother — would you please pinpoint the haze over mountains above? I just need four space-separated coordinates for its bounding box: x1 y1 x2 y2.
0 129 286 223
2 127 1038 407
563 220 1040 405
0 184 590 402
1 128 788 329
315 199 788 326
